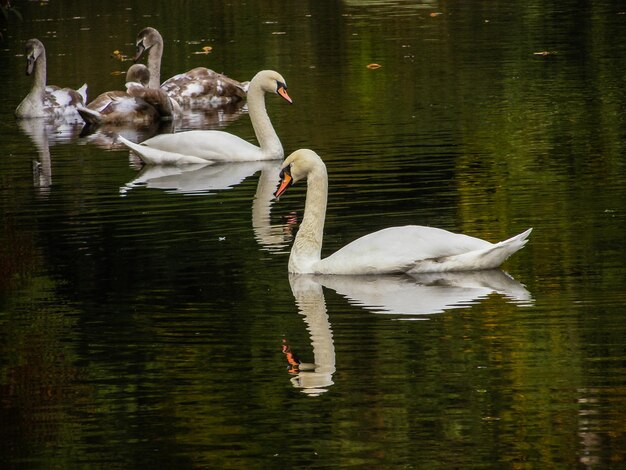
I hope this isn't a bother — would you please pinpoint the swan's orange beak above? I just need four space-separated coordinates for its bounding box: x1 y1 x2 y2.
274 167 293 198
277 84 293 104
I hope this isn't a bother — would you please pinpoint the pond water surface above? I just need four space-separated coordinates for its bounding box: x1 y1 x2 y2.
1 1 626 468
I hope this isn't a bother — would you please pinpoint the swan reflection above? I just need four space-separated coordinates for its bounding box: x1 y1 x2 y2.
286 274 336 396
317 270 532 317
79 104 245 152
284 270 531 395
79 119 174 152
120 160 293 253
17 118 83 194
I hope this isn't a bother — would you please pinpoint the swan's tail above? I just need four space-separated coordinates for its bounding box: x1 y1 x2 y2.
77 105 103 125
77 84 88 104
117 135 212 166
408 228 533 273
460 228 532 270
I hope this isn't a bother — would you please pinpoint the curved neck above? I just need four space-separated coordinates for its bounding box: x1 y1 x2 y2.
247 84 282 157
146 43 163 89
34 51 47 90
289 165 328 273
288 274 336 393
252 163 290 252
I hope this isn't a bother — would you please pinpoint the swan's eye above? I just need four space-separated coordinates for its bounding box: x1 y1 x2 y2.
279 165 291 180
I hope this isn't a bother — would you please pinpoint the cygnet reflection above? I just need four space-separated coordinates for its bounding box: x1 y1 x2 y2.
17 117 84 195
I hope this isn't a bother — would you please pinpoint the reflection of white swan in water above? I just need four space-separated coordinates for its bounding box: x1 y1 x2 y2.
316 269 533 317
120 160 293 252
283 270 530 395
286 274 336 396
17 118 83 194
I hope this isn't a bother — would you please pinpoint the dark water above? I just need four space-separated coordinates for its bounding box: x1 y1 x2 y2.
1 1 626 468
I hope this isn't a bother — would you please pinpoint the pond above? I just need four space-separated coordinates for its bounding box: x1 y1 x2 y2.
1 0 625 468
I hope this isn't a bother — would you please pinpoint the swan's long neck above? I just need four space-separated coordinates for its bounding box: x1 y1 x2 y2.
289 165 328 273
33 51 47 93
147 43 163 89
247 85 282 158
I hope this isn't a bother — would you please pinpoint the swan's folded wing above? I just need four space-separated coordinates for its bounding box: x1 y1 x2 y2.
118 135 214 165
141 130 262 162
314 226 493 275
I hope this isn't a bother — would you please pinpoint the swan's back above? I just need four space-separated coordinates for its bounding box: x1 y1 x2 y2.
316 225 493 274
162 67 246 108
142 130 263 161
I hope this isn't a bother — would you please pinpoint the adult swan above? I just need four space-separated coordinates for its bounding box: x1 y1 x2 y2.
118 70 292 165
274 149 532 274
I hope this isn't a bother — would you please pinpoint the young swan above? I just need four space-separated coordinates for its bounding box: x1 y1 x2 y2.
274 149 532 275
78 64 180 126
15 38 87 119
134 26 247 107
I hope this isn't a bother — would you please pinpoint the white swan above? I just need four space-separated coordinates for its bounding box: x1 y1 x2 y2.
118 70 292 165
78 64 179 126
134 27 247 108
15 38 87 119
274 149 532 274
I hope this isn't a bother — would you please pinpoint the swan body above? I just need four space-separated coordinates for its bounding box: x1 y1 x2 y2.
78 64 178 126
15 38 87 119
275 149 532 275
135 27 247 108
118 70 292 165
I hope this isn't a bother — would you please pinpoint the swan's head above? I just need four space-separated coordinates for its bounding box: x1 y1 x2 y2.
251 70 293 104
24 38 45 76
134 27 162 61
274 149 325 198
126 64 151 86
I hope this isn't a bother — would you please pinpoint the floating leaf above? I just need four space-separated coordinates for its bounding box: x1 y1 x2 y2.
366 63 382 69
533 50 558 57
192 45 213 55
111 49 131 62
110 70 125 76
429 12 442 17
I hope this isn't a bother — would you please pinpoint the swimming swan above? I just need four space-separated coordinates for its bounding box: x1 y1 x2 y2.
274 149 532 274
78 64 179 126
118 70 292 165
134 26 247 108
15 38 87 119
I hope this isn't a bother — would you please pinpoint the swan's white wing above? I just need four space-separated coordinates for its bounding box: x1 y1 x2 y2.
118 135 213 165
142 130 264 162
315 226 493 274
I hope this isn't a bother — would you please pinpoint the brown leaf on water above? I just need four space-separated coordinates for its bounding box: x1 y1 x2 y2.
192 45 213 55
366 63 382 69
110 70 125 76
429 12 442 17
111 50 131 62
